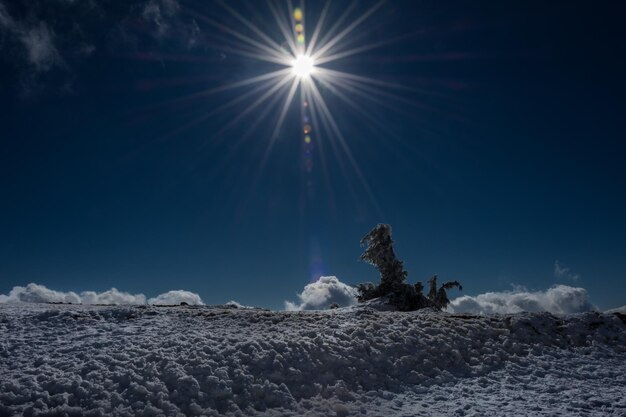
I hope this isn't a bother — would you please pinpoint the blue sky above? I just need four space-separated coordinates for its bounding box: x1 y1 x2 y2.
1 0 625 310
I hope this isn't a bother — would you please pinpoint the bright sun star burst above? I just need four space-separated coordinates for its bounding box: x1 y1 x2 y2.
291 54 316 79
189 1 392 216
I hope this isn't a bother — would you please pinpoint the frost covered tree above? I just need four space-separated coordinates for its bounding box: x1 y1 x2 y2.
356 224 428 311
359 224 407 295
356 224 462 311
428 275 463 310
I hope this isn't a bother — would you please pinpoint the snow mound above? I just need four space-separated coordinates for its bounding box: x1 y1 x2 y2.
607 305 626 314
0 304 625 416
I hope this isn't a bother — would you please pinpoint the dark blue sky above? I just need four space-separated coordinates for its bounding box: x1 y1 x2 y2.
1 0 625 309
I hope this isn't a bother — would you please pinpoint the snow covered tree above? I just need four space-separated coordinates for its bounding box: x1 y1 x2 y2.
428 275 463 310
356 224 463 311
359 224 407 295
356 224 428 310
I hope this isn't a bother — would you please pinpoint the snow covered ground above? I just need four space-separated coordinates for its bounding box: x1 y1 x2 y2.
1 304 625 416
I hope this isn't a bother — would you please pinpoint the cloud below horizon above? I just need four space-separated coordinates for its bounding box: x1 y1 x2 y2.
448 284 595 315
0 283 203 305
0 281 601 314
148 290 203 305
285 276 358 311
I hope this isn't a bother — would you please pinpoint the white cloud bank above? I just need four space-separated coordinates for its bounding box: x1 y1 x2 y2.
0 283 203 305
0 283 82 304
285 276 358 311
448 285 595 315
148 290 203 305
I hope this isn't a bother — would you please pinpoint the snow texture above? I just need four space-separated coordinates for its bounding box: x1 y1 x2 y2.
285 276 358 311
0 283 202 306
449 285 595 315
1 303 625 416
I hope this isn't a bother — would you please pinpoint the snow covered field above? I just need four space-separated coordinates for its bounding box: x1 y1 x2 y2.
1 304 625 416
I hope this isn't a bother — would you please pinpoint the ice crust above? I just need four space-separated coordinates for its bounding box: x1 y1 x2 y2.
1 304 625 416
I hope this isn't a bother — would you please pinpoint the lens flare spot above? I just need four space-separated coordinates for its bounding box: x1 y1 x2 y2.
303 124 312 134
304 135 312 144
295 23 304 33
297 34 305 45
293 8 303 21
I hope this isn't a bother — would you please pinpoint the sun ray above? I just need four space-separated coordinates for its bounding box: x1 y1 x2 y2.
312 0 385 61
272 76 301 139
316 75 419 159
165 68 291 106
217 74 295 135
305 0 331 57
315 75 384 130
216 0 288 58
314 36 402 65
300 83 336 211
307 80 384 218
156 78 283 143
190 12 288 64
333 74 439 115
216 43 289 65
167 1 427 219
320 75 431 118
315 67 407 91
202 86 290 183
311 1 358 58
304 83 360 210
267 0 298 56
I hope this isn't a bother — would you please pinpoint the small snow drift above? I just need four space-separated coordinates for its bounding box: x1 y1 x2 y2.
449 284 595 314
0 283 202 306
148 290 204 305
285 276 357 310
607 305 626 314
224 300 254 309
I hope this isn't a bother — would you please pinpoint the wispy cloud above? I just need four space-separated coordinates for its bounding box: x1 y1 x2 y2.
141 0 180 39
554 260 580 282
0 1 67 95
0 0 200 97
0 4 63 72
0 2 14 29
20 22 64 72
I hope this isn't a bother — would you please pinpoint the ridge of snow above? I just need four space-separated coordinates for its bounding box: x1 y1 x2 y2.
1 304 625 416
606 305 626 314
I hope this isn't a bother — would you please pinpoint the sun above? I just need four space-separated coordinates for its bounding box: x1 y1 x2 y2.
291 54 316 79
